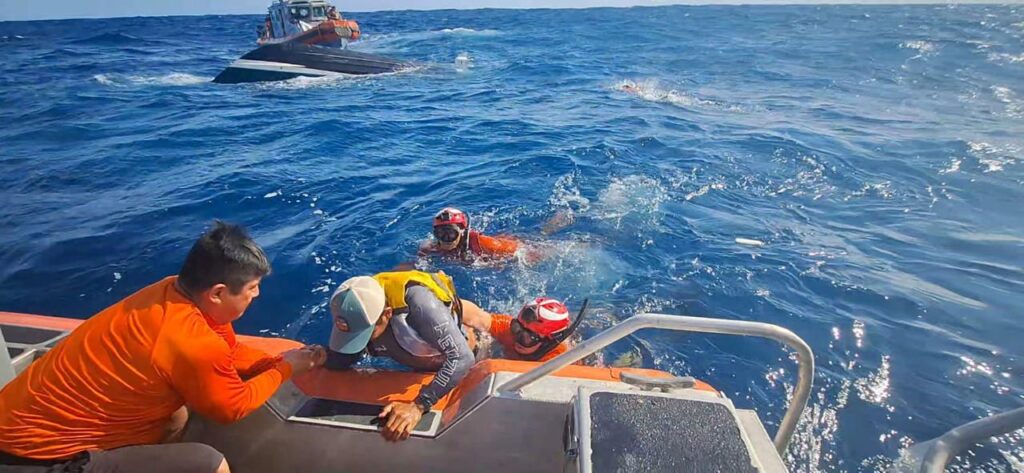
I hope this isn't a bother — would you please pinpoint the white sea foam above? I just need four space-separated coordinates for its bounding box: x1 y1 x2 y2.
900 40 936 55
455 52 472 72
968 140 1021 173
939 158 962 174
615 79 737 111
548 172 591 213
684 182 725 201
361 27 498 48
592 175 668 227
992 85 1023 118
988 52 1024 64
93 72 209 87
438 27 499 36
257 65 421 90
92 74 117 86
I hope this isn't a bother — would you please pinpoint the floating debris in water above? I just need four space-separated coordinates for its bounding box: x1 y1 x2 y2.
735 238 765 247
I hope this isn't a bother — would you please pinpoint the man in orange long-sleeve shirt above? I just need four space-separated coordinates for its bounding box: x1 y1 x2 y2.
0 222 325 473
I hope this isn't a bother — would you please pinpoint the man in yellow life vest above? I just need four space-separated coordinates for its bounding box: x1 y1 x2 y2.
324 271 481 442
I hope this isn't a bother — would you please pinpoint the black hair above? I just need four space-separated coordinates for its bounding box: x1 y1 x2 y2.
178 221 270 295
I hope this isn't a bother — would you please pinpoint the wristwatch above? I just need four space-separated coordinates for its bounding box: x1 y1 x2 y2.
414 397 433 414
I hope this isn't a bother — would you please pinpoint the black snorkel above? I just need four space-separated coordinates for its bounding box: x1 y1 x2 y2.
520 298 590 362
458 213 472 257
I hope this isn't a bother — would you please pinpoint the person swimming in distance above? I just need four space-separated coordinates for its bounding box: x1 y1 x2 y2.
417 207 574 265
419 208 519 262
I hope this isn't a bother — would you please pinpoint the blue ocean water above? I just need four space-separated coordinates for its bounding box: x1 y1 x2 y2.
1 4 1023 471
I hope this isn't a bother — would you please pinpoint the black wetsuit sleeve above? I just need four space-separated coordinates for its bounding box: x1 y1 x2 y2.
405 285 474 407
324 350 365 371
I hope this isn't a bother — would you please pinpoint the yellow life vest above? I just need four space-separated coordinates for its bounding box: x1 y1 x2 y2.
372 270 458 314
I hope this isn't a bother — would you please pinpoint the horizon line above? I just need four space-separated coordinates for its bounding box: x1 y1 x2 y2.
1 1 1016 23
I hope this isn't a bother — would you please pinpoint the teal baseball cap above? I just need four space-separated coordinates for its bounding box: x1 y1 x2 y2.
328 276 386 354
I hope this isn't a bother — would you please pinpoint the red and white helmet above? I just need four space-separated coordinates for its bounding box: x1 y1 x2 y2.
517 298 570 338
433 207 468 229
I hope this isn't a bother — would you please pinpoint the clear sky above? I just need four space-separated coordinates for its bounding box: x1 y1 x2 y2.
0 0 1012 21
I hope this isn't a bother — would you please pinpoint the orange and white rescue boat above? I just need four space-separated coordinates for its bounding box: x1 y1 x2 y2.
1 310 819 472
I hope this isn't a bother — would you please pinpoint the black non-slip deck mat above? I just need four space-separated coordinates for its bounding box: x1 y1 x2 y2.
292 398 437 433
1 324 64 345
588 392 759 473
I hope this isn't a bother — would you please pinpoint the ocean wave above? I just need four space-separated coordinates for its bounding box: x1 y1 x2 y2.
93 72 210 87
71 32 156 46
356 27 499 49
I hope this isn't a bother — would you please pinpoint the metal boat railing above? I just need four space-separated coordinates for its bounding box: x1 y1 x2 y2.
497 313 815 455
916 406 1024 473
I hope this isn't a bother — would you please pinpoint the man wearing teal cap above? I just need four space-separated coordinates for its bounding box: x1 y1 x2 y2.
326 272 476 442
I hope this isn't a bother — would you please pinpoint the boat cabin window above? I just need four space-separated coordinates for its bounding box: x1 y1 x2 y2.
289 7 311 20
312 7 326 19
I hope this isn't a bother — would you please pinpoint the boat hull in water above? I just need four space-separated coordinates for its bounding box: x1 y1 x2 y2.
213 43 407 84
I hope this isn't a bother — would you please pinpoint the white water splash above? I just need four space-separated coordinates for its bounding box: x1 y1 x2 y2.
549 172 591 213
92 74 117 86
844 181 894 201
455 52 472 72
438 27 499 36
684 182 725 201
939 158 962 174
968 141 1021 173
256 65 421 90
93 72 209 87
901 40 937 57
988 52 1024 64
359 27 498 49
614 79 737 111
592 175 668 228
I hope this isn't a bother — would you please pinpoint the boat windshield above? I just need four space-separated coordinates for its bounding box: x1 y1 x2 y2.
289 7 311 20
312 7 326 19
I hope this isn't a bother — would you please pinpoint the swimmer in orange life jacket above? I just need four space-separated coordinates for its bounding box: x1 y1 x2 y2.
462 297 588 362
418 208 524 262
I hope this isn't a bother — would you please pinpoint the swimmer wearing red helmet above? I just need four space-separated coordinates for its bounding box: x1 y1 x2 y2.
462 297 588 362
418 207 575 264
418 207 522 262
